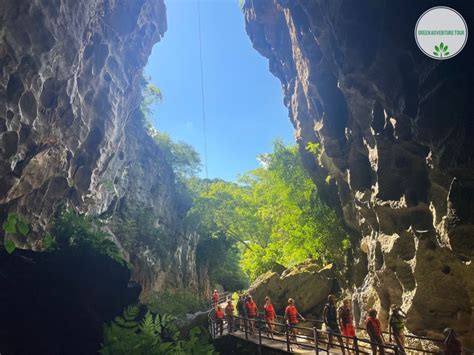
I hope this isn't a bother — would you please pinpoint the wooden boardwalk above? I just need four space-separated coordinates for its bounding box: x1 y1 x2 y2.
209 297 447 354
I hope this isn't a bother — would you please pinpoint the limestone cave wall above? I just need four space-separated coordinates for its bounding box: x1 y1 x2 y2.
244 0 474 346
0 0 207 297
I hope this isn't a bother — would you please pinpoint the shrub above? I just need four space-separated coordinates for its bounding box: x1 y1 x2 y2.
144 290 208 319
100 305 215 355
52 209 123 264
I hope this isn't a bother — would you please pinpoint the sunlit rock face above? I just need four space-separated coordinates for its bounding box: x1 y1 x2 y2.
0 0 207 297
244 0 473 345
248 262 338 317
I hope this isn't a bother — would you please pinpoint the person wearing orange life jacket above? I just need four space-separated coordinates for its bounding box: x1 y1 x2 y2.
365 309 385 355
212 289 219 307
225 299 235 333
245 295 258 335
285 298 305 343
339 299 356 352
215 305 225 337
264 296 276 339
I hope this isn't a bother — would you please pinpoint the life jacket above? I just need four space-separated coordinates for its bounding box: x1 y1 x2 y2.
365 316 382 337
286 305 298 324
246 301 257 317
212 292 219 302
225 304 234 316
215 308 225 320
339 306 352 326
325 303 337 324
264 303 276 319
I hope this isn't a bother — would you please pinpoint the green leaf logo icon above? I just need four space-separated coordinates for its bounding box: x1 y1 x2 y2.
433 42 450 58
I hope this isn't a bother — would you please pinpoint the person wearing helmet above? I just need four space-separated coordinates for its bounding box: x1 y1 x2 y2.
264 296 276 339
339 299 356 351
388 304 407 354
285 298 305 344
365 309 385 355
245 295 258 335
212 289 219 307
215 305 225 336
225 299 235 333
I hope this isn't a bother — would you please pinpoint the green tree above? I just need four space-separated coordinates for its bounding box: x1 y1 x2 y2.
140 76 162 127
150 131 201 180
187 139 349 281
52 209 123 264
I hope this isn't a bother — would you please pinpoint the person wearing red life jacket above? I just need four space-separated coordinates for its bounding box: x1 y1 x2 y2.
365 309 385 355
212 289 219 307
245 295 258 335
339 299 356 351
264 296 276 339
285 298 305 343
225 299 235 333
215 305 225 336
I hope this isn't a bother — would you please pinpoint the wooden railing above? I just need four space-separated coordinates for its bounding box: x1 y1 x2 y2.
231 314 400 354
207 292 232 338
208 311 462 354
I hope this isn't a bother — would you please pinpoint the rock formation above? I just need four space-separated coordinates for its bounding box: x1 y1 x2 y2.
0 0 207 298
244 0 474 346
248 262 338 317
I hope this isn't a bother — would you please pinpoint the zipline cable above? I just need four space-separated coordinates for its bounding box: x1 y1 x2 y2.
197 0 209 180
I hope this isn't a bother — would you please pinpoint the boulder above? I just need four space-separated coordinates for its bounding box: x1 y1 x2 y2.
248 262 338 316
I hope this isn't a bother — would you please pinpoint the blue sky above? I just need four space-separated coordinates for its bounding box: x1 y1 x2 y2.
145 0 294 181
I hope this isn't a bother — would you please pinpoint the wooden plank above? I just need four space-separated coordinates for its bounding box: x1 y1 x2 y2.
216 330 345 354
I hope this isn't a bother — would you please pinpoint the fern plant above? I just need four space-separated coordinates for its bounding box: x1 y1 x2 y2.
100 306 216 355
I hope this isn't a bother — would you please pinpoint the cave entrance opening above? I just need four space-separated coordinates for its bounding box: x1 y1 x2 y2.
144 0 294 182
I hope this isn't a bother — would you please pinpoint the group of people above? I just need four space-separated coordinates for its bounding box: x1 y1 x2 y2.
212 290 304 339
211 290 464 354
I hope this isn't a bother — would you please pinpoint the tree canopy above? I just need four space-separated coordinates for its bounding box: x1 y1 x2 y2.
188 139 349 281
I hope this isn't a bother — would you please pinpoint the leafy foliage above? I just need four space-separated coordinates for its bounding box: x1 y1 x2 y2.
188 140 349 281
145 289 207 319
2 213 32 253
52 209 123 264
111 208 173 261
42 233 58 251
186 178 252 289
4 239 16 254
100 306 216 355
140 76 163 126
196 238 249 291
150 131 202 180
